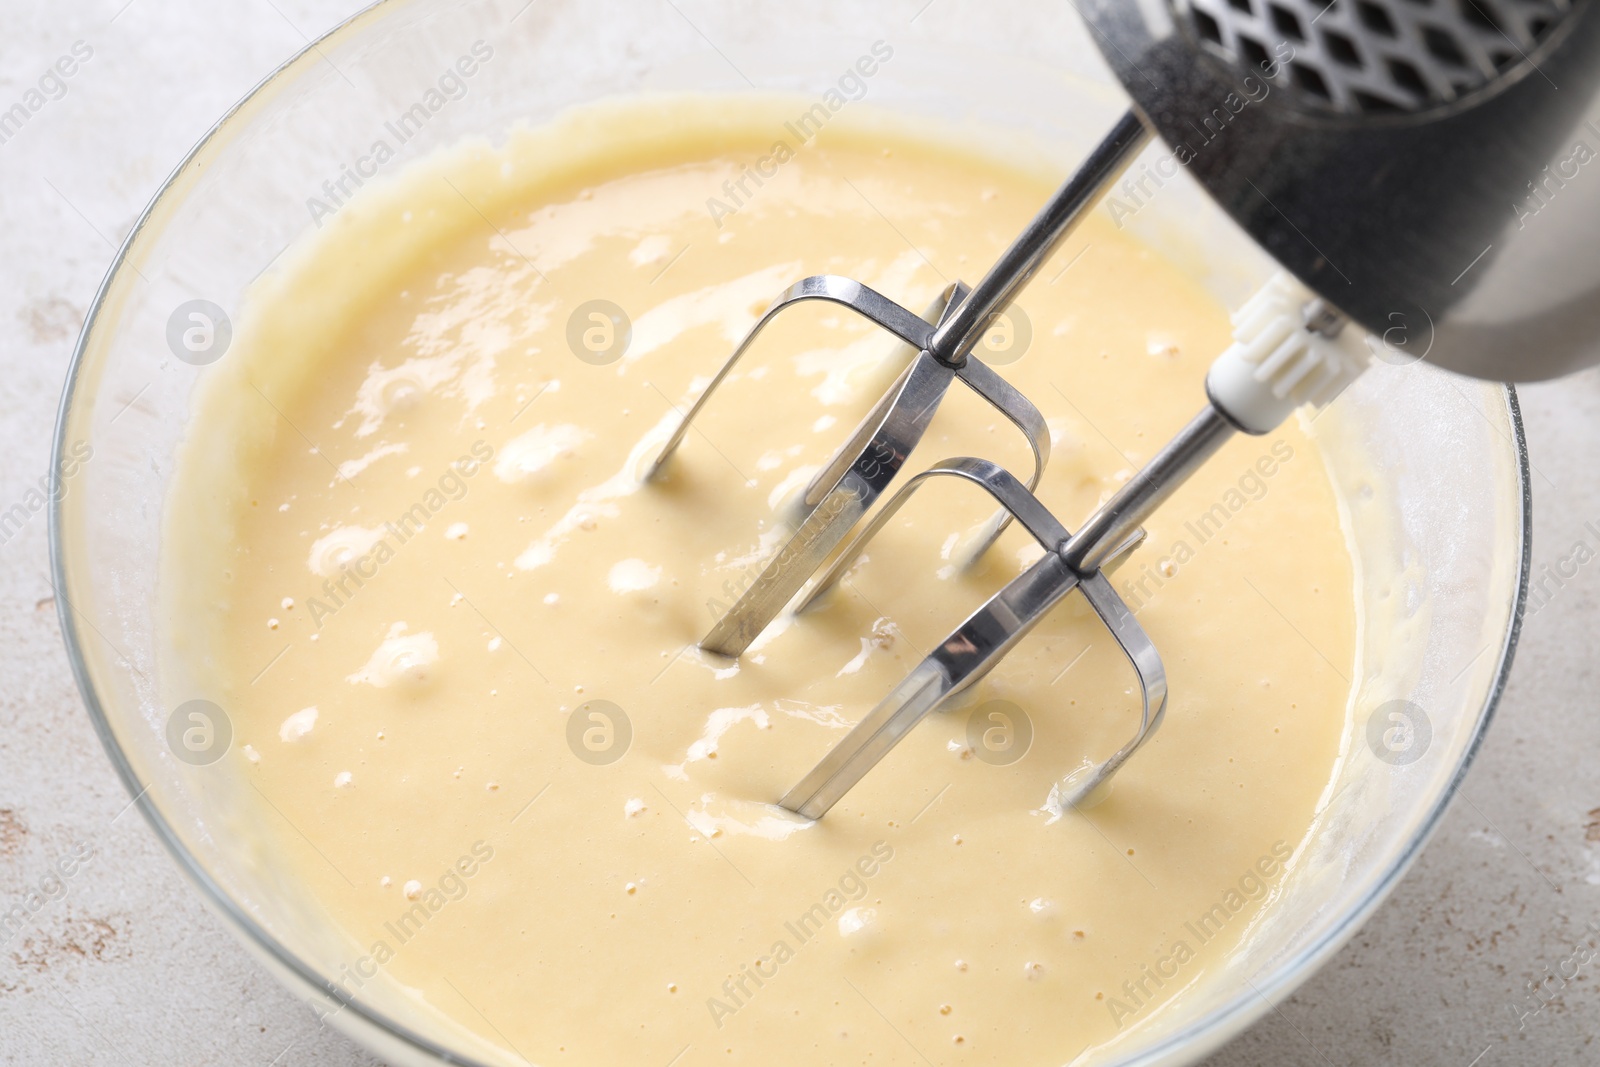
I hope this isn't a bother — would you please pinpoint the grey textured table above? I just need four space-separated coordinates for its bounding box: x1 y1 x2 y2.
1 2 1595 1064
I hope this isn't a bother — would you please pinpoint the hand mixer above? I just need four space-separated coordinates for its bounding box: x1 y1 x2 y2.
651 0 1600 819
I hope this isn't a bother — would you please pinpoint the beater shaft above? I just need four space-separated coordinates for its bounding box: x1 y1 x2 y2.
927 110 1150 365
1060 404 1238 574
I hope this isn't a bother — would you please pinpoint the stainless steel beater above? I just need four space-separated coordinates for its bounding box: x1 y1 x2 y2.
653 0 1600 817
648 115 1148 658
777 275 1368 818
646 278 1052 658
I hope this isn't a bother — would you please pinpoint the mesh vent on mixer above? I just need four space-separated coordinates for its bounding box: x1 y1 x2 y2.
1174 0 1577 114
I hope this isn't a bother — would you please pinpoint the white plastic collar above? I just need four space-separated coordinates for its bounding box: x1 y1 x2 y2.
1204 272 1372 434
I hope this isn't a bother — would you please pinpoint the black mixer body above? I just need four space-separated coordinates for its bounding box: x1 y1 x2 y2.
1080 0 1600 382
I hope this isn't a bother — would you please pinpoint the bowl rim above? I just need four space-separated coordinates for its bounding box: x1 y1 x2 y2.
47 2 1533 1062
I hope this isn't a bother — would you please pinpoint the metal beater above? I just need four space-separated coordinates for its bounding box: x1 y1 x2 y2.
651 0 1600 818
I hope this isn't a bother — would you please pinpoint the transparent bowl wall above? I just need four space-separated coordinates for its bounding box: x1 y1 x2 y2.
52 1 1528 1064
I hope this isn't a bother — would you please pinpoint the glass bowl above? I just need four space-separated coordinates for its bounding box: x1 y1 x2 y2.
50 1 1529 1064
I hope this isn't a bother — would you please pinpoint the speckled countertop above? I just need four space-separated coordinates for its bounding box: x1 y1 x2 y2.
1 2 1596 1064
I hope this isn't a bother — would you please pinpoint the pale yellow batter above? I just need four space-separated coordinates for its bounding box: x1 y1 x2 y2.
167 97 1356 1065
